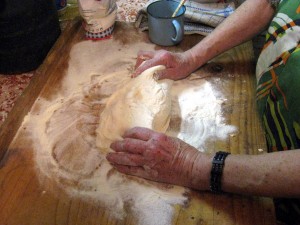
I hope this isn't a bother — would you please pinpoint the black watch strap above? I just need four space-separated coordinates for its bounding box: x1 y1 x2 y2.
210 151 230 194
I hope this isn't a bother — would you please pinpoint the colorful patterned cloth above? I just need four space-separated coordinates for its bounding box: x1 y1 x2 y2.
256 0 300 151
256 1 300 224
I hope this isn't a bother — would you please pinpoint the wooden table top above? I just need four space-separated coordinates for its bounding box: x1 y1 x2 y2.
0 19 275 225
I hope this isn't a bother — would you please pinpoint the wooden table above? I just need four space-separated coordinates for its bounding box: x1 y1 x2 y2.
0 19 275 225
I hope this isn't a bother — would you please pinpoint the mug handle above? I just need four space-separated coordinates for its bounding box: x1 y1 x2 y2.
171 20 183 42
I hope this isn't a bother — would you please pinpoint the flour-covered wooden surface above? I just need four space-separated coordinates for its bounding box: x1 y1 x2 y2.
0 20 275 225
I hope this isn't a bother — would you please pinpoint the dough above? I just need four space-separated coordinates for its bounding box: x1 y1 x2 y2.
96 65 173 151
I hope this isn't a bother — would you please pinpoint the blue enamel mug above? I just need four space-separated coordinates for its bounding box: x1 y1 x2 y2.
147 0 186 46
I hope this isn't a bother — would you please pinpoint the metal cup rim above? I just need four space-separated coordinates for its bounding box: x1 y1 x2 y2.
147 0 186 19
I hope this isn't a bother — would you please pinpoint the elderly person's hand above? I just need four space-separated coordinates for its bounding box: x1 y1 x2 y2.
132 50 200 80
106 127 211 190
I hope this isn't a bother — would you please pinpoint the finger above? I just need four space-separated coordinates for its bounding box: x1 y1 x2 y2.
132 58 165 78
135 57 148 71
134 51 155 70
112 164 158 179
123 127 157 141
132 61 153 78
131 60 146 78
137 50 155 60
111 137 174 162
110 138 148 154
106 152 146 166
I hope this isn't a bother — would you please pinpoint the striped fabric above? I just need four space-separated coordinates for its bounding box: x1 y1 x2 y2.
135 0 235 36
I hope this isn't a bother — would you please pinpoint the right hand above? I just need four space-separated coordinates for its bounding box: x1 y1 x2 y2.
106 127 211 190
132 49 199 80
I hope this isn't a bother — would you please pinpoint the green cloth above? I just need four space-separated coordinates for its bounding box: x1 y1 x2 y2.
256 0 300 151
256 2 300 224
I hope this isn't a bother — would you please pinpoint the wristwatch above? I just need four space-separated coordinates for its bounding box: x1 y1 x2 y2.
210 151 230 194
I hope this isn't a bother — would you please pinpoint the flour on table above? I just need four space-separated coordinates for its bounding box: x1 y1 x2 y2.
96 65 173 151
25 39 236 225
167 77 236 150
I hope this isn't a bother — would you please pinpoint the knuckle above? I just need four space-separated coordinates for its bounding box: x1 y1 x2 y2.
131 156 139 164
148 144 157 152
154 132 168 142
160 51 170 60
122 138 132 149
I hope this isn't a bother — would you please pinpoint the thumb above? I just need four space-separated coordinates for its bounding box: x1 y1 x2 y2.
158 68 189 80
132 60 158 78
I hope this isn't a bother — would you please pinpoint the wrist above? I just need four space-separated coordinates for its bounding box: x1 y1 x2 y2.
182 50 205 73
189 152 212 190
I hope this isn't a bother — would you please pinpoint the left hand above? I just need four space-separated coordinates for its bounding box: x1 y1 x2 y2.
132 50 198 80
106 127 211 190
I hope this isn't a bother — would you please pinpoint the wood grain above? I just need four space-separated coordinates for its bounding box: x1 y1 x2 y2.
0 19 275 225
0 20 83 160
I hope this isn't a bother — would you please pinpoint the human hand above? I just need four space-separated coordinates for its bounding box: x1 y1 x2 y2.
106 127 211 190
132 50 199 80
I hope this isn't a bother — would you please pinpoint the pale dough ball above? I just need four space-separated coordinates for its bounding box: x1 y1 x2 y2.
96 65 173 152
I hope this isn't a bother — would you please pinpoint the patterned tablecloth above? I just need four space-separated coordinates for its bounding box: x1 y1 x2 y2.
0 0 147 126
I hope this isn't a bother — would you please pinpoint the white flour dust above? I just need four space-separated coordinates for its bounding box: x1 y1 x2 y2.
25 39 236 225
167 78 236 150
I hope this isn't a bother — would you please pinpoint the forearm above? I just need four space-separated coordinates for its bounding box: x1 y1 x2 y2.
184 0 275 70
222 150 300 197
192 150 300 198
